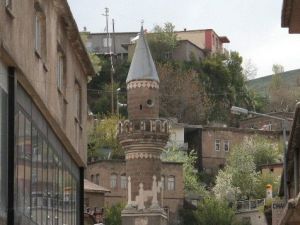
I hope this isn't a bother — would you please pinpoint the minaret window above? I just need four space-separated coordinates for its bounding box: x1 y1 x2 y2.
146 99 154 107
139 104 143 110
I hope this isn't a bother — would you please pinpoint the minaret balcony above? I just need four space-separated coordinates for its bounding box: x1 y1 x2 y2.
118 118 169 134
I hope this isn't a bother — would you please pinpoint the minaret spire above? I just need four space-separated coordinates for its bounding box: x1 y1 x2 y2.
126 25 159 83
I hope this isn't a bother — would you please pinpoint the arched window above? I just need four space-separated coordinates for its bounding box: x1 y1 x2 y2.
120 174 127 189
110 174 117 189
167 176 175 191
91 174 94 183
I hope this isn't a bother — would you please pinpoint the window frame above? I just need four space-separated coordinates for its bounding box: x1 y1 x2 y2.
224 140 230 152
56 49 65 93
110 174 117 189
167 176 175 191
215 139 221 151
120 174 127 189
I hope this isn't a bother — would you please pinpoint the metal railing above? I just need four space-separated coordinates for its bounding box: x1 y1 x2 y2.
236 199 265 212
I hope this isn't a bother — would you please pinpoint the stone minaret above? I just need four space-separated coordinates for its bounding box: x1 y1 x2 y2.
118 26 169 225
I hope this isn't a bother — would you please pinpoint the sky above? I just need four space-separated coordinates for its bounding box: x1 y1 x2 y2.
67 0 300 78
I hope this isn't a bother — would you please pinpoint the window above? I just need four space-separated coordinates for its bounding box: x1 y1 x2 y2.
90 174 94 183
75 81 82 122
215 139 221 151
95 174 100 185
0 59 8 223
224 140 230 152
167 176 175 191
103 37 112 48
121 174 127 189
34 4 46 59
15 85 80 225
110 174 117 189
56 50 65 92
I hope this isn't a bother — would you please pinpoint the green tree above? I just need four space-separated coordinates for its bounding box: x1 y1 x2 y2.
88 114 124 160
201 52 254 124
162 143 207 196
195 197 235 225
104 203 124 225
242 136 282 170
148 22 178 62
213 136 282 200
254 172 280 199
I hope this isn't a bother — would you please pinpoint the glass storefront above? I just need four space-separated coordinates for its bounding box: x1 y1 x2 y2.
14 85 80 225
0 60 8 225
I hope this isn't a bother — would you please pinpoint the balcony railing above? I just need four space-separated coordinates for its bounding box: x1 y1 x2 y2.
236 199 265 212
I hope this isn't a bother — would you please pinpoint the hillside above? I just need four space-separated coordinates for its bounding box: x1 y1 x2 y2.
247 69 300 96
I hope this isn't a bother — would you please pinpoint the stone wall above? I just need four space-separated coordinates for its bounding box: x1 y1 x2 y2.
201 127 281 174
86 160 184 223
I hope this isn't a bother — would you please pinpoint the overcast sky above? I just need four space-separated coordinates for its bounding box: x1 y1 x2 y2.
68 0 300 78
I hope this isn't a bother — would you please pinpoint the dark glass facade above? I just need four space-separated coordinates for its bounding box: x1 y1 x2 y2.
14 85 80 225
0 60 8 225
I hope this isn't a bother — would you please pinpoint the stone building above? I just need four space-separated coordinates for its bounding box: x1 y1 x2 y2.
0 0 94 224
86 160 184 224
200 127 281 174
168 121 282 174
239 112 294 131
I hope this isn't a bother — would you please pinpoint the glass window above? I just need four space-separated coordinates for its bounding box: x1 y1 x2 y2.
0 60 8 223
215 139 221 151
110 174 117 189
224 140 230 152
167 176 175 191
15 84 80 225
24 118 32 216
120 174 127 189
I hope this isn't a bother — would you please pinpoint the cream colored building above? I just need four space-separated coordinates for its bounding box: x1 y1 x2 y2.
0 0 94 224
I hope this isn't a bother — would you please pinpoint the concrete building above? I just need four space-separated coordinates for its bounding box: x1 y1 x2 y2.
117 26 170 225
83 31 138 60
83 28 229 62
126 39 206 63
86 160 184 224
0 0 94 225
175 29 230 55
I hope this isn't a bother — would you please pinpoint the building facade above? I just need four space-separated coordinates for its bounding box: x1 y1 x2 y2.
239 112 294 131
168 122 282 174
86 160 184 225
175 29 230 55
0 0 94 224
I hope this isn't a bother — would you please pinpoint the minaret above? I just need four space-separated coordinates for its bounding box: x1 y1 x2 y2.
118 26 169 225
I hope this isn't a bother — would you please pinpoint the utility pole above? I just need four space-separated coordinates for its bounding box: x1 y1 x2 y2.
103 7 115 114
112 19 116 55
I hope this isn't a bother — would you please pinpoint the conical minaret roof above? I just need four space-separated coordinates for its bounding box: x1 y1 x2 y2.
126 26 159 83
